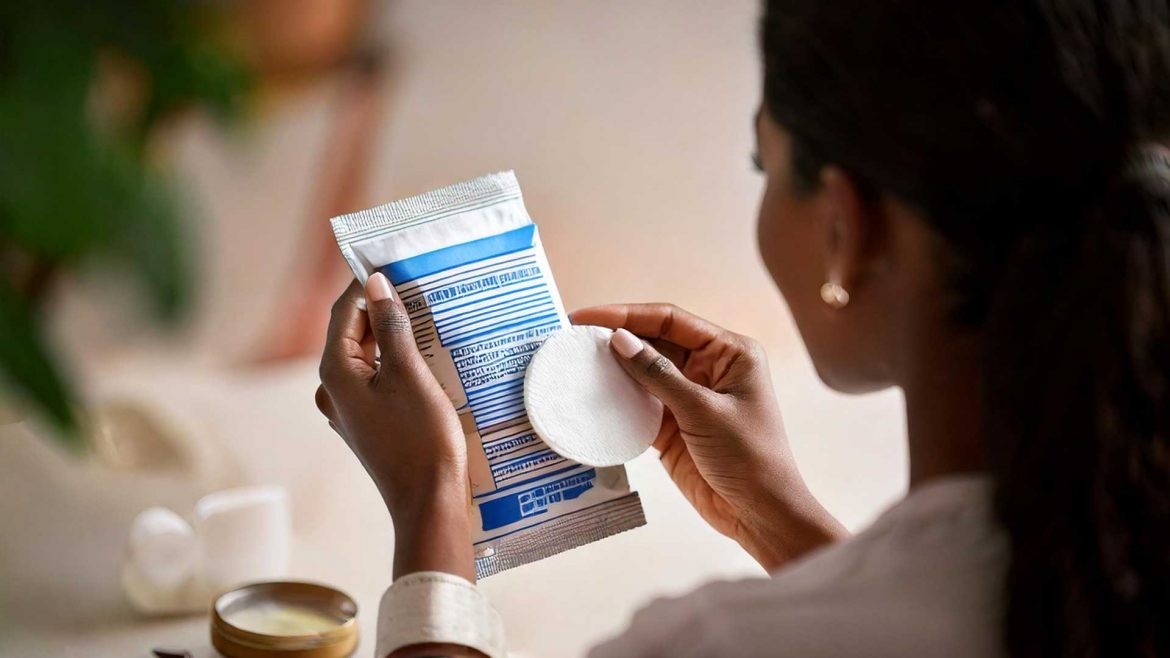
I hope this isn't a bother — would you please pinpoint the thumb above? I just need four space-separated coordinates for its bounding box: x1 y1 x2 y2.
365 273 427 377
609 328 716 420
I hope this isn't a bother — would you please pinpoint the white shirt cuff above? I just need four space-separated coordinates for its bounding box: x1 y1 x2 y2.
376 571 506 658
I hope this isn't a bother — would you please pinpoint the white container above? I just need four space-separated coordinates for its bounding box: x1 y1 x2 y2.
193 485 290 592
128 506 199 589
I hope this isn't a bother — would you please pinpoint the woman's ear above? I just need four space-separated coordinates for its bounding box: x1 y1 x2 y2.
817 166 876 297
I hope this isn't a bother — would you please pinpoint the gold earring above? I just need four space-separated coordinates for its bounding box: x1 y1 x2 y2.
820 281 850 309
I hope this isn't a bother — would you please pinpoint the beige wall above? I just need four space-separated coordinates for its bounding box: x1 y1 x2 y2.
371 0 908 527
6 4 909 656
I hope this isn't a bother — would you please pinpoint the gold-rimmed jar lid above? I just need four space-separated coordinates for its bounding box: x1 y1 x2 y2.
211 581 358 658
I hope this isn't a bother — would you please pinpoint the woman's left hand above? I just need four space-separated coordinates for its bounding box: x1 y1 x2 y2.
316 274 475 581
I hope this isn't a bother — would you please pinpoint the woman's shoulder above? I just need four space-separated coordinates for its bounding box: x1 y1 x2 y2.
590 475 1007 658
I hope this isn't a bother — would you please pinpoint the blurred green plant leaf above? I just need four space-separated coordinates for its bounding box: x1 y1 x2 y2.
0 281 80 448
0 0 251 447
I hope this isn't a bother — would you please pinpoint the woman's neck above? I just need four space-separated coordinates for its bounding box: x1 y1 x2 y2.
901 326 987 489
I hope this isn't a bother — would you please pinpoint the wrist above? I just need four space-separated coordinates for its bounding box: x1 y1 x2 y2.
386 472 476 582
378 459 468 521
387 475 469 533
736 476 847 572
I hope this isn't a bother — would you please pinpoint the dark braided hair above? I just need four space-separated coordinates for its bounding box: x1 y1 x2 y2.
760 1 1170 655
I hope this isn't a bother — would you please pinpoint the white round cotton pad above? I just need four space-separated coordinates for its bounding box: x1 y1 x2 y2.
524 325 663 467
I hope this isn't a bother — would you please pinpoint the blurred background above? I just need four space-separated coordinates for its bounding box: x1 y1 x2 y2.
0 1 907 656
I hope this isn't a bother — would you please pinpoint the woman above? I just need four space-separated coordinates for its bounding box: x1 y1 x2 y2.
315 0 1170 655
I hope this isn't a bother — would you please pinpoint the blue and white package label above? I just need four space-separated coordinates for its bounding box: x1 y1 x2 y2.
331 171 646 578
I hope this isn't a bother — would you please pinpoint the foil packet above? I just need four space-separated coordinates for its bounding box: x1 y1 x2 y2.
330 171 646 578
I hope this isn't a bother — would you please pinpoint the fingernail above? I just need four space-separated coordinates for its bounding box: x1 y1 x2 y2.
367 272 395 302
610 328 644 359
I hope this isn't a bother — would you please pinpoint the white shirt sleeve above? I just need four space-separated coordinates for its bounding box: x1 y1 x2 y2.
377 478 1004 658
591 476 1007 658
587 585 730 658
375 571 507 658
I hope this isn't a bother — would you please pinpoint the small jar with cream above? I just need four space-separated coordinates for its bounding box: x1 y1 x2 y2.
211 581 358 658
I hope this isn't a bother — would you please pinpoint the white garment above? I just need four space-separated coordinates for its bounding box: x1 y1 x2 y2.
588 475 1007 658
373 476 1006 657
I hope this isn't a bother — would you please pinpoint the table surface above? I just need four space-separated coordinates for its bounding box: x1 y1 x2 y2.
0 353 904 658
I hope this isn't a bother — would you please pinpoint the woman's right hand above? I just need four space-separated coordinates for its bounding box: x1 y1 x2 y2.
570 303 846 571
